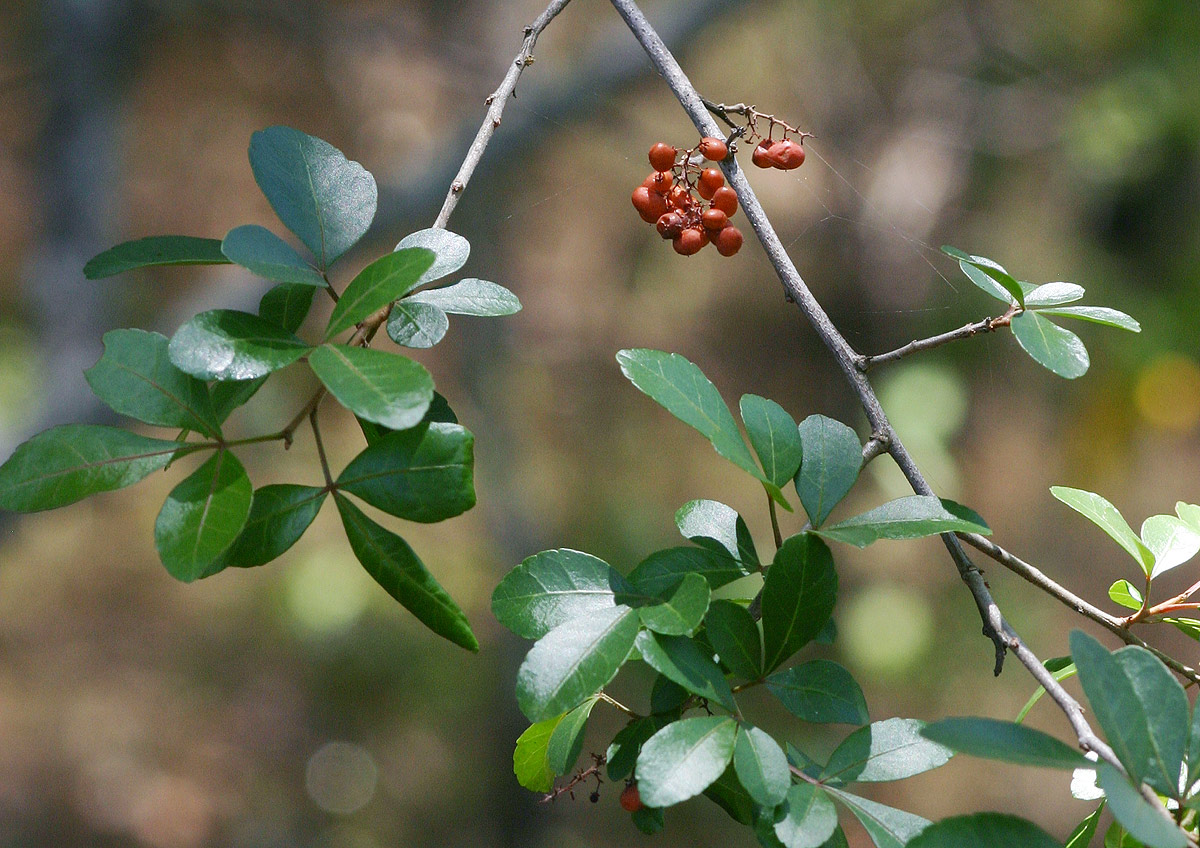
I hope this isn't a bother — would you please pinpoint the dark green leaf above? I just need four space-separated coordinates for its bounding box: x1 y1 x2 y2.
1051 487 1154 574
85 329 220 437
248 126 377 269
734 724 789 808
821 718 952 784
632 807 665 834
386 300 449 348
513 715 560 793
210 377 267 423
635 630 735 711
906 814 1062 848
1189 698 1200 779
1011 310 1089 379
767 660 868 725
627 546 748 596
795 415 861 528
324 248 436 339
168 310 310 381
675 499 759 568
740 394 803 489
335 422 473 522
84 235 230 279
704 763 757 825
547 697 599 775
355 392 456 445
941 246 1025 306
1024 282 1085 308
705 600 763 681
761 534 838 672
408 278 521 316
221 224 326 286
395 228 470 288
1037 306 1140 332
154 450 253 582
773 783 839 848
825 787 930 848
0 425 184 512
492 548 633 641
1096 764 1188 848
308 344 433 430
650 675 689 714
220 484 327 568
636 716 738 808
1108 579 1143 611
920 717 1089 769
259 283 316 334
638 573 710 636
815 495 990 548
515 604 639 722
1066 805 1104 848
607 717 665 781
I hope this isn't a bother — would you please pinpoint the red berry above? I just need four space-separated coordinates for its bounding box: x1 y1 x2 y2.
656 211 685 239
768 139 805 169
714 225 743 256
645 171 673 194
648 142 677 172
667 185 693 211
632 186 668 223
702 208 728 231
620 783 643 812
697 167 725 199
751 139 774 169
710 186 738 216
673 227 707 255
632 185 652 214
697 136 728 161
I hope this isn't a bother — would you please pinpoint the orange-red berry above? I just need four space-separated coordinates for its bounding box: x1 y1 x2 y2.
620 783 643 812
710 186 738 216
714 225 743 256
697 136 728 161
656 211 685 239
702 208 728 231
648 142 677 172
645 171 673 194
768 139 805 169
752 139 775 169
697 168 725 199
673 227 707 255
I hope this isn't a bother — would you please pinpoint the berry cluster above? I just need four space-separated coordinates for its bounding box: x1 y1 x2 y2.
750 136 806 170
631 137 744 257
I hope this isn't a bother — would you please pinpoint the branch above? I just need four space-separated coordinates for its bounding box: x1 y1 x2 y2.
857 313 1011 372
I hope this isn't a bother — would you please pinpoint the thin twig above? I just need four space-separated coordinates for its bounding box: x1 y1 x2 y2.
598 691 642 718
858 313 1011 372
310 408 333 487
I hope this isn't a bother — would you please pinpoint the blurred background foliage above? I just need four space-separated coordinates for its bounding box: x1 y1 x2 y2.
0 0 1197 846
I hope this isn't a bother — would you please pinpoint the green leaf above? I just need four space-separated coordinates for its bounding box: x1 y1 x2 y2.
795 415 861 527
1108 580 1143 611
356 391 456 445
627 546 748 596
395 228 470 288
821 718 952 784
513 715 560 793
334 493 477 650
675 499 759 568
941 246 1025 306
705 600 763 681
631 807 665 834
636 716 738 808
323 247 436 339
248 126 377 270
825 787 930 848
308 344 434 430
958 260 1017 304
85 329 220 437
492 549 633 641
773 783 839 848
651 673 689 714
1096 764 1188 848
210 377 267 423
906 814 1062 848
168 310 310 381
0 425 184 512
734 724 789 808
1016 659 1076 723
1037 306 1140 332
616 349 784 503
335 422 473 522
220 484 327 569
408 278 521 316
638 573 710 636
221 224 326 286
1066 805 1105 848
761 534 838 672
259 283 316 334
1011 310 1089 379
154 450 253 582
920 717 1089 769
84 235 231 279
1168 618 1200 642
515 604 639 722
607 717 665 781
1024 282 1085 308
1140 514 1200 579
1051 487 1155 576
635 630 735 710
1070 631 1189 797
386 300 449 348
766 660 868 725
814 496 990 548
740 395 803 489
547 696 599 775
1189 693 1200 778
704 763 757 825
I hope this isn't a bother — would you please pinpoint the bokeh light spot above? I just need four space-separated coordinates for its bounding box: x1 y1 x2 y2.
305 742 378 815
841 583 933 678
1134 353 1200 432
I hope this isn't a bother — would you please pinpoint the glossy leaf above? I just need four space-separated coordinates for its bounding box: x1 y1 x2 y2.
308 344 434 430
1065 805 1104 848
259 283 316 334
920 717 1089 769
638 573 710 636
220 484 327 568
814 496 990 548
515 604 639 722
941 246 1025 306
635 630 735 710
513 715 560 792
705 600 763 681
85 329 220 437
1096 764 1188 848
821 718 952 784
795 415 861 528
221 224 326 286
1024 282 1085 307
1168 618 1200 642
334 493 477 650
734 724 789 808
154 451 253 582
547 697 598 776
335 422 473 522
761 534 838 672
356 391 456 445
492 549 634 641
675 499 759 568
957 260 1016 304
825 787 930 848
395 228 470 288
627 546 748 596
324 247 436 339
0 425 184 512
773 783 839 848
1176 501 1200 534
1052 487 1155 575
740 394 803 489
907 814 1061 848
1011 310 1089 379
408 278 521 316
1108 579 1143 611
1037 306 1140 332
248 125 377 269
607 716 665 781
84 235 230 279
169 310 310 381
1140 514 1200 578
386 300 449 348
636 716 738 808
767 660 868 725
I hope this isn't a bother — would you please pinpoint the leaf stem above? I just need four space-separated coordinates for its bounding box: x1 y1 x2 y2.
767 490 783 551
598 692 642 718
310 408 333 488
